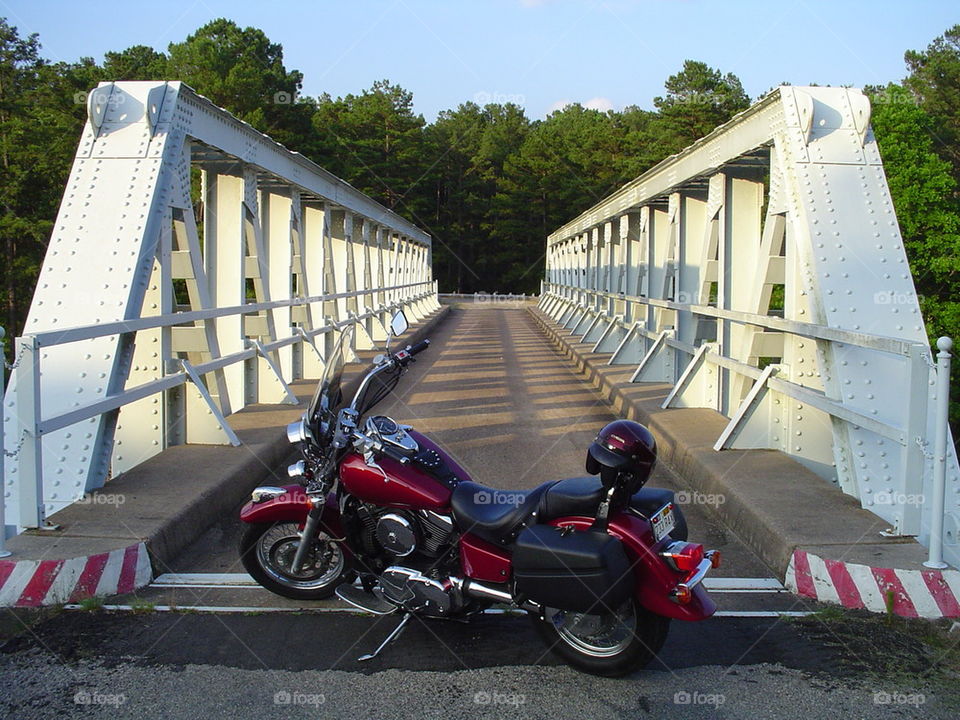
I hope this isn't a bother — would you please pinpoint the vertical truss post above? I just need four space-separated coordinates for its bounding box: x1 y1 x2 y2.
14 336 43 528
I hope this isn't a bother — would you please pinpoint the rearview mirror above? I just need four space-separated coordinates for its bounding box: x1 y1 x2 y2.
390 311 409 338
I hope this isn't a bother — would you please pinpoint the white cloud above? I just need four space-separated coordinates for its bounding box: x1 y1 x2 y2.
584 97 614 112
546 99 572 114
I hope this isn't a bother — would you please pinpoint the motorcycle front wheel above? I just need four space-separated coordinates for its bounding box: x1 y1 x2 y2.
240 522 351 600
532 597 670 677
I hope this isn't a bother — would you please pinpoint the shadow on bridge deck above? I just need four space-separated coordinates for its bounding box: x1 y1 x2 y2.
529 304 960 619
0 309 449 606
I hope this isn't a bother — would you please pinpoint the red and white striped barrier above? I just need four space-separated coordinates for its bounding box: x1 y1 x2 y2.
0 542 152 607
786 549 960 619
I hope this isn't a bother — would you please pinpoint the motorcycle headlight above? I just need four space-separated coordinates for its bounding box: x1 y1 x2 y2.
251 486 287 504
286 416 311 444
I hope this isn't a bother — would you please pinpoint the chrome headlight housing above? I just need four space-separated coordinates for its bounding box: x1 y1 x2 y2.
251 486 287 504
286 415 311 444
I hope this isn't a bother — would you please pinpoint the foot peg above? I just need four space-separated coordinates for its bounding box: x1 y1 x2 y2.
358 612 412 662
335 584 396 615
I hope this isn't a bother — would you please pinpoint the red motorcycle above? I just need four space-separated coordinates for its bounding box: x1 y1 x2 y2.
239 312 719 676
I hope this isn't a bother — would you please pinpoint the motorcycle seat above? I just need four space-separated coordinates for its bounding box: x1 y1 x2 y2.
450 480 556 546
537 477 688 539
538 476 606 518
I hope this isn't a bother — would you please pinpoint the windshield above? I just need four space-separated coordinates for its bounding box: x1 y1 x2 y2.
308 325 355 433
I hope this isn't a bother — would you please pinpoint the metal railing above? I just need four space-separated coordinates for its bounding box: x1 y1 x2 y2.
540 281 956 562
3 280 439 534
2 81 444 536
537 87 960 568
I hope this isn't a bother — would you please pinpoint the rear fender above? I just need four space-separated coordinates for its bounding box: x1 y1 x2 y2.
239 485 344 538
546 514 716 621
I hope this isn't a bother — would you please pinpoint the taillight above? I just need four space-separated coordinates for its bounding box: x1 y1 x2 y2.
660 541 705 572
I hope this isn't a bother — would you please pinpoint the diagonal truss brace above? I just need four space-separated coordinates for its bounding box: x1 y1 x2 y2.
180 360 241 447
247 340 298 406
714 364 779 451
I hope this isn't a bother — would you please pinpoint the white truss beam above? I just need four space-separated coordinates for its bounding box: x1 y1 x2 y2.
2 81 434 531
542 86 960 567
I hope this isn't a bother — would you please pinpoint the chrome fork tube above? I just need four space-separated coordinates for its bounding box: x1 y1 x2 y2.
291 499 324 574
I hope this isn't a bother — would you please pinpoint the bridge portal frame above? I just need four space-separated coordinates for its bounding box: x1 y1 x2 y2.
2 81 438 533
540 86 960 568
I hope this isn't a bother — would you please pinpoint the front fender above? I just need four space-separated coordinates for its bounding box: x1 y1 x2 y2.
240 485 344 538
546 514 716 621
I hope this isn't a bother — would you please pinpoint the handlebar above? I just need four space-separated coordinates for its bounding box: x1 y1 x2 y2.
394 339 430 366
407 339 430 356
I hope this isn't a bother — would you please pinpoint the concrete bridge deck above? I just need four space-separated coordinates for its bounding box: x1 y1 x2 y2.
4 304 960 720
4 301 952 618
145 300 777 612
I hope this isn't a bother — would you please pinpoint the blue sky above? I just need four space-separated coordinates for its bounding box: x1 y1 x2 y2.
2 0 957 120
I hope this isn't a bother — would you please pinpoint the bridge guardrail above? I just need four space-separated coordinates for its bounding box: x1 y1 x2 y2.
3 280 439 533
539 85 960 568
2 81 441 535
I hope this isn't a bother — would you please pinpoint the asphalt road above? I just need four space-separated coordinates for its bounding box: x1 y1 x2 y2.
1 304 954 719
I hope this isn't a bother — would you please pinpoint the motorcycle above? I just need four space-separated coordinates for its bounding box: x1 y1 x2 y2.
239 311 720 676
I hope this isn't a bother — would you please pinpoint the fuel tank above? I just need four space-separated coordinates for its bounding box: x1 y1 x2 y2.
338 430 470 510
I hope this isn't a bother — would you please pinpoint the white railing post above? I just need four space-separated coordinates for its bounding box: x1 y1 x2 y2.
0 327 10 556
15 335 44 529
925 336 953 569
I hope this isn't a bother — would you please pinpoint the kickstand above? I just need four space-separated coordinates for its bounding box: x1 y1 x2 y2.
358 612 412 662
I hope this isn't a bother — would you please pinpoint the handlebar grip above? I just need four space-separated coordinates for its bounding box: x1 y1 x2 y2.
379 443 410 464
407 339 430 356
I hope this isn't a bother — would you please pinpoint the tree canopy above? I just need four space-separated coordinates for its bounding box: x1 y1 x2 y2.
2 17 960 406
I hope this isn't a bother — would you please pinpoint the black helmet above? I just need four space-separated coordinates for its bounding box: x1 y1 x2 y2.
585 420 657 495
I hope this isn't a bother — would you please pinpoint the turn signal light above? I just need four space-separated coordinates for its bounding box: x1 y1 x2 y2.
672 584 692 604
660 541 705 572
709 550 721 569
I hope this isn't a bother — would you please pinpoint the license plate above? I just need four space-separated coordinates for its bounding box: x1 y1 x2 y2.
650 503 676 542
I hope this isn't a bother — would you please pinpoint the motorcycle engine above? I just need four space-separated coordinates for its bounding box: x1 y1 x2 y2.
366 508 456 559
375 513 416 556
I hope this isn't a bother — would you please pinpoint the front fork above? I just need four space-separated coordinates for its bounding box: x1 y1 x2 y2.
291 495 326 574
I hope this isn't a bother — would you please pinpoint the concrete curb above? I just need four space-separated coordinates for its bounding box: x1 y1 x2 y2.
527 303 960 618
0 306 450 607
0 542 151 607
786 549 960 619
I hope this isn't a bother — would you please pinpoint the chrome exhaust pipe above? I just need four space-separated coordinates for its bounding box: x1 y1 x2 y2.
460 578 540 613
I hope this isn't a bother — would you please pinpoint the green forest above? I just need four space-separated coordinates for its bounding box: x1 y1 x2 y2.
1 17 959 365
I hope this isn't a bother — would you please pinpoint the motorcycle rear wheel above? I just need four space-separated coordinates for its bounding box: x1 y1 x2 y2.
532 597 670 677
240 522 351 600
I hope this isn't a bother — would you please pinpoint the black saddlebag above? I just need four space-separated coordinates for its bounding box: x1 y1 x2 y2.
512 525 634 614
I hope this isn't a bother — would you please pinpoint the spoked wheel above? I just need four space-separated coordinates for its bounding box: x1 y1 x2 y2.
240 522 351 600
532 597 670 677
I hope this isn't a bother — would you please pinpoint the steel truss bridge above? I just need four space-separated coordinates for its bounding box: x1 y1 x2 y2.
3 81 438 532
539 86 960 569
3 82 957 571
